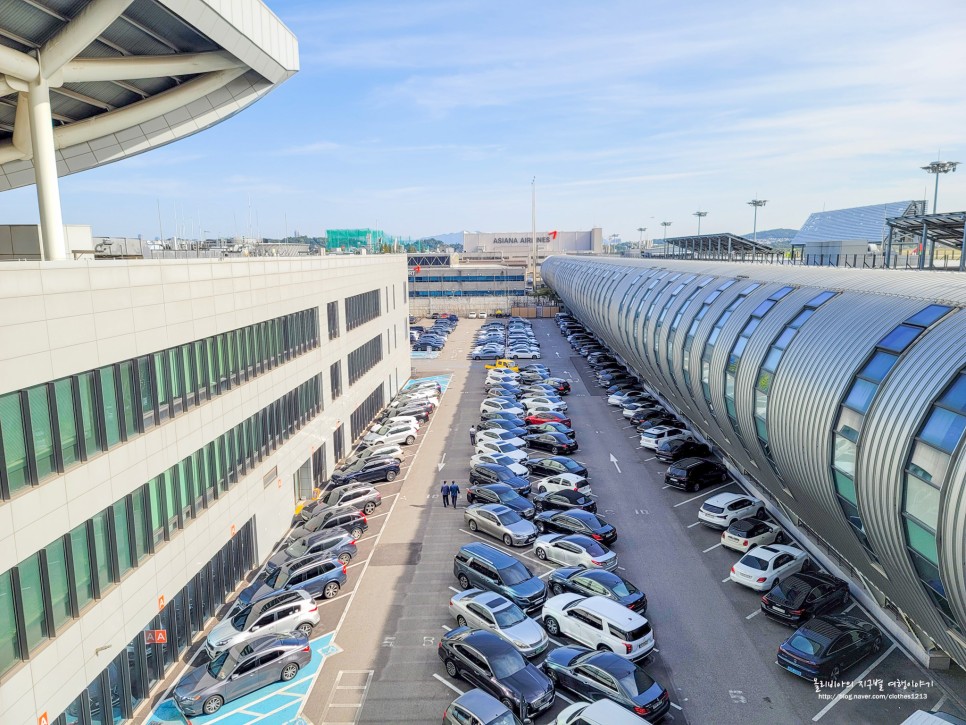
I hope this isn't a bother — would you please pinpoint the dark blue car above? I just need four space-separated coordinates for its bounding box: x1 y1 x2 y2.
534 509 617 544
469 463 531 495
330 456 400 485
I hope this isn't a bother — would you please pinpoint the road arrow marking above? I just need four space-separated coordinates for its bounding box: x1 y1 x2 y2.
609 453 621 474
437 453 447 472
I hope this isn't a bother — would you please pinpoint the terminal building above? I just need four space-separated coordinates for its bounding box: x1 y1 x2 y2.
457 228 603 279
0 3 409 724
543 255 966 672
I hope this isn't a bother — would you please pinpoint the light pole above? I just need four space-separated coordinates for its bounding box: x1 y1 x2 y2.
919 160 959 268
748 199 767 244
637 227 646 247
530 177 537 291
660 221 672 256
693 210 707 235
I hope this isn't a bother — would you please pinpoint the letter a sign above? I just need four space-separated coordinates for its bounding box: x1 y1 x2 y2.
38 713 49 725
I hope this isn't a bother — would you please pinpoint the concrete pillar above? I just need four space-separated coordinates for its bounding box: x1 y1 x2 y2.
27 81 66 261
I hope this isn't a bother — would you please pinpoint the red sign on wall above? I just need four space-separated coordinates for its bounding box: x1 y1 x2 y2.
144 629 168 644
38 713 49 725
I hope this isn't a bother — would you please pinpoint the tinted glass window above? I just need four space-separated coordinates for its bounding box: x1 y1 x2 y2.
27 385 55 481
905 305 951 328
878 324 920 353
788 633 823 656
499 563 533 586
46 538 72 630
19 551 48 650
0 392 28 493
0 570 19 675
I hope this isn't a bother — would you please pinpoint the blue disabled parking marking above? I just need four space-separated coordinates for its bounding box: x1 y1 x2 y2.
404 374 452 394
148 632 340 725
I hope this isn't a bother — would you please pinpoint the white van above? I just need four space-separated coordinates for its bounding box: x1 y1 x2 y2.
541 594 655 660
554 699 648 724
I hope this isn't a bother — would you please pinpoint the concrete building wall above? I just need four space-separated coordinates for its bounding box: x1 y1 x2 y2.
0 255 409 723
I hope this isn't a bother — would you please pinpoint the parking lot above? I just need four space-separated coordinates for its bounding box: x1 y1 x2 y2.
156 316 966 725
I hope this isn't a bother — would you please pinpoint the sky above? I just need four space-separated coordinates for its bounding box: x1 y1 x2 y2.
1 0 965 242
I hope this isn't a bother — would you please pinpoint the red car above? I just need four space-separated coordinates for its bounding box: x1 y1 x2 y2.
524 411 572 427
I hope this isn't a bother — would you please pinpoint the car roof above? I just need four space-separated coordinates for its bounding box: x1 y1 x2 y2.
542 489 588 502
474 591 511 609
563 534 598 549
451 689 510 720
463 628 516 655
577 569 622 585
580 596 648 625
705 492 750 505
674 457 707 468
479 504 513 515
459 541 518 567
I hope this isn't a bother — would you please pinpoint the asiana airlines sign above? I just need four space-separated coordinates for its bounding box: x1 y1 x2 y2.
492 236 553 245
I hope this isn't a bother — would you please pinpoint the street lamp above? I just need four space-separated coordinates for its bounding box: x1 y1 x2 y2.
748 199 767 244
637 227 647 247
693 211 708 235
919 160 959 268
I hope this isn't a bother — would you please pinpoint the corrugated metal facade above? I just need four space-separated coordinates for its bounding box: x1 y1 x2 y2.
543 255 966 668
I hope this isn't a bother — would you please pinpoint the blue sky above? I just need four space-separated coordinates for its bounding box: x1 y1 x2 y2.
1 0 964 241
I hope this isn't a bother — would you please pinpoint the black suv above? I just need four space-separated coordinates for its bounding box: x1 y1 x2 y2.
531 489 597 513
453 542 547 613
465 484 535 519
469 463 531 495
655 439 711 463
664 458 729 492
534 509 616 544
777 615 882 680
761 572 850 626
525 456 588 479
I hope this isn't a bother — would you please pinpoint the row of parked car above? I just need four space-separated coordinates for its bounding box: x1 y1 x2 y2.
438 330 670 725
412 314 459 352
559 313 887 693
471 318 543 360
171 380 442 717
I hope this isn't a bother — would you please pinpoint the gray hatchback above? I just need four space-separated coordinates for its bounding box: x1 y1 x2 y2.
464 504 538 547
174 632 311 716
444 688 524 724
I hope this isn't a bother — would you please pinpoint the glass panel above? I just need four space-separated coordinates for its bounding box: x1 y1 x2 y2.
89 671 108 725
878 324 921 353
77 372 99 456
113 500 132 576
19 551 49 650
194 341 207 397
919 408 966 453
149 477 164 545
909 553 944 597
54 379 79 468
938 373 966 412
131 488 148 563
45 538 72 630
843 378 877 414
181 345 196 398
154 353 170 421
99 367 121 447
832 434 857 477
904 475 941 531
0 570 20 675
905 304 951 328
807 291 835 307
752 299 775 317
761 347 782 374
754 390 769 418
773 327 796 350
905 517 939 563
92 509 113 592
168 349 184 412
833 469 857 504
27 385 56 481
0 392 29 493
859 351 898 383
137 357 155 429
118 361 137 439
789 309 814 329
178 459 192 521
70 523 93 609
163 469 179 531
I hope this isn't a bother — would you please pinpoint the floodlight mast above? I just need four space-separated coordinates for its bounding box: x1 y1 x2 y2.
748 199 767 244
693 210 708 235
919 160 959 269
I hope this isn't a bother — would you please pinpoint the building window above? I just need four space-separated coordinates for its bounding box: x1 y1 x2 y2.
45 539 71 631
330 361 343 400
18 551 49 652
27 385 56 482
348 335 384 385
53 379 79 469
699 283 761 409
666 277 713 373
334 424 345 462
0 570 19 675
69 523 94 611
351 385 386 439
0 392 29 496
831 304 952 563
681 279 735 390
345 289 381 331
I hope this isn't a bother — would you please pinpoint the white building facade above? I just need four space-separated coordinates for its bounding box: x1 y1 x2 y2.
0 255 410 724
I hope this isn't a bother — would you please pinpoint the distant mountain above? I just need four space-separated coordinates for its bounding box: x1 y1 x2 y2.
741 227 798 244
424 232 465 247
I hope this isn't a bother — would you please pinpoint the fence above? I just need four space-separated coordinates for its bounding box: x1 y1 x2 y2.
648 251 964 271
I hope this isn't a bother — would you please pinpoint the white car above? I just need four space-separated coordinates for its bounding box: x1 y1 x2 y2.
378 415 421 430
468 311 478 319
393 388 438 403
608 391 648 406
477 429 526 448
720 517 784 553
448 588 549 657
363 422 418 446
729 544 809 591
639 425 691 450
533 534 617 571
554 700 649 725
345 444 404 465
521 397 567 412
480 399 524 416
475 440 528 462
621 402 654 418
541 594 655 661
511 349 541 359
698 492 765 529
532 473 592 495
485 374 521 386
470 453 529 477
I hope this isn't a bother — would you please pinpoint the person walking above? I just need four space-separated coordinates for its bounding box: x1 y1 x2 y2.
450 481 461 508
440 480 450 507
469 425 477 445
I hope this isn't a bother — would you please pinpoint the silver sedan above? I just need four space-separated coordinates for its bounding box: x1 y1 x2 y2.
533 534 618 571
464 503 538 547
448 588 549 657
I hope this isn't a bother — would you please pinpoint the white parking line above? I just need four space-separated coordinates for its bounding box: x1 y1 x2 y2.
642 456 655 462
687 521 702 528
702 543 722 553
672 482 733 508
932 695 948 713
843 602 856 613
811 644 897 721
746 609 761 619
671 702 683 711
441 624 453 631
449 586 461 594
432 673 465 696
318 592 352 606
662 484 672 489
722 576 731 583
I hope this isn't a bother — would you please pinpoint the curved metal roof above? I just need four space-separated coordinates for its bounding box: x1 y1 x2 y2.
0 0 297 190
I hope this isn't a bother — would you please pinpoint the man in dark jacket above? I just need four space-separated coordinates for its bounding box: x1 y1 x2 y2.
441 480 450 507
449 481 461 508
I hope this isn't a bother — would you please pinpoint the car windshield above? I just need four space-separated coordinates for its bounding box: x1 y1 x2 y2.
493 456 514 467
229 605 252 631
496 510 522 526
615 666 656 696
499 563 533 586
497 491 519 504
489 648 527 679
284 539 309 559
739 554 769 571
667 465 687 476
207 649 239 680
580 540 607 556
608 577 639 597
493 604 527 628
578 513 603 528
788 633 824 656
264 566 288 588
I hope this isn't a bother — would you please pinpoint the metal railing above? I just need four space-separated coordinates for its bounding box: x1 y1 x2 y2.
643 251 964 271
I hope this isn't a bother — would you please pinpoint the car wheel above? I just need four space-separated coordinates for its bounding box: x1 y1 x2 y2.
323 581 341 599
281 663 300 681
830 665 841 679
536 548 547 561
775 532 785 544
550 582 563 595
503 534 513 546
458 574 471 589
687 481 699 493
546 667 558 683
538 486 547 494
468 520 478 531
385 470 397 482
871 637 882 654
202 696 224 715
500 698 515 711
552 446 560 455
405 436 415 445
296 622 314 636
756 507 766 519
474 355 481 360
536 522 546 533
351 526 363 539
363 502 376 515
338 552 351 565
544 617 560 636
445 658 460 678
596 644 611 652
456 615 467 627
